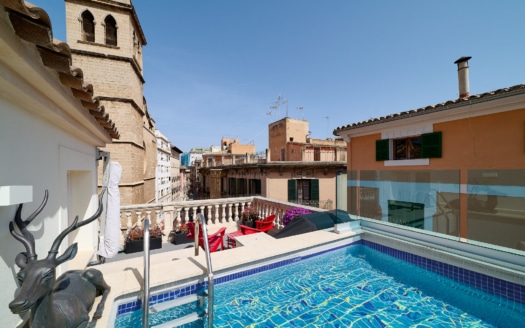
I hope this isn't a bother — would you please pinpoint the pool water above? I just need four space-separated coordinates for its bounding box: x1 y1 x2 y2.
115 244 524 327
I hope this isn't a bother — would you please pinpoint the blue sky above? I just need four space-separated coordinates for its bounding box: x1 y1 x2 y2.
31 1 525 153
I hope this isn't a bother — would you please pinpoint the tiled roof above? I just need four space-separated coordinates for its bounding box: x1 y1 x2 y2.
1 0 120 139
334 84 525 134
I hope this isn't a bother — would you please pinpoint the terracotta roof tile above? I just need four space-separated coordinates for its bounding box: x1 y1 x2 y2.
334 84 525 134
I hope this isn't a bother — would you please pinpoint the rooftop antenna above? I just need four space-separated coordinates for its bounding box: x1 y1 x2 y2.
325 116 329 139
267 94 287 118
297 106 304 119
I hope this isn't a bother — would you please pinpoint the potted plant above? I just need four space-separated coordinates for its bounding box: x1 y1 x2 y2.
282 207 313 226
240 206 259 228
169 222 193 245
124 221 164 254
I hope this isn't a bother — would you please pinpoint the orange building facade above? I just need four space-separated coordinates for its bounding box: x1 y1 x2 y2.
335 61 525 252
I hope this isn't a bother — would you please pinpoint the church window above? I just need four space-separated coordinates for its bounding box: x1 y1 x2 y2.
81 10 95 42
105 15 117 46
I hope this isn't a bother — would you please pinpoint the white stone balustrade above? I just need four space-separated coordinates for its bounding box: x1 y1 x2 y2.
119 196 321 243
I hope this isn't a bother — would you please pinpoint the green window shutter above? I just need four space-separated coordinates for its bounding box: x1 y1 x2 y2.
376 139 389 161
288 179 297 201
310 179 319 201
422 131 442 158
255 179 261 194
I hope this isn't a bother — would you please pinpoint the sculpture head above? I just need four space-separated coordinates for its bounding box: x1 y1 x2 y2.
8 190 102 314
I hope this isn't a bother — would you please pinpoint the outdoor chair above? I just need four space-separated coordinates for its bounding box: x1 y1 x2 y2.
255 214 276 232
199 227 227 252
185 222 197 239
186 222 227 252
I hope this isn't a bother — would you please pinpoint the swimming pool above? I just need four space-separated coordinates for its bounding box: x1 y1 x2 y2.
113 239 524 327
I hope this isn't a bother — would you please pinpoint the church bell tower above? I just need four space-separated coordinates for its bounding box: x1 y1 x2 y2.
65 0 156 205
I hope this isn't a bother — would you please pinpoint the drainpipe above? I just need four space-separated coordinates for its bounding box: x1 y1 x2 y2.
454 56 472 98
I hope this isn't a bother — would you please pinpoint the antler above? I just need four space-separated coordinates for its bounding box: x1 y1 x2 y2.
9 190 49 266
47 190 105 260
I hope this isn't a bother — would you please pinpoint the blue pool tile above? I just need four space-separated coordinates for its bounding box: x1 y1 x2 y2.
115 239 525 320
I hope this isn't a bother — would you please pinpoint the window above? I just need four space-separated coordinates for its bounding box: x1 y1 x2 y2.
288 179 320 207
393 136 421 160
81 10 95 42
105 15 117 46
314 148 320 161
376 131 442 161
249 179 261 195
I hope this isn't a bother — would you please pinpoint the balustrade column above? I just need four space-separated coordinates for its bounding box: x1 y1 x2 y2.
214 205 220 223
155 209 161 228
227 203 232 222
192 207 199 224
277 208 286 229
221 204 226 222
206 205 213 224
135 210 142 228
240 202 246 218
183 207 190 224
126 212 132 233
234 203 239 222
136 212 143 230
174 207 181 229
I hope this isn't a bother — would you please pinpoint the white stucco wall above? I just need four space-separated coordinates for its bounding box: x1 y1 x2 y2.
0 96 103 326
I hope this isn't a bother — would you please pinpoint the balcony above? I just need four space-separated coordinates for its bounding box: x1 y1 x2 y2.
118 196 322 245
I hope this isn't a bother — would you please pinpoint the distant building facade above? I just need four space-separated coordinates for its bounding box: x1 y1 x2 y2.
65 0 157 205
155 130 171 203
221 137 256 154
269 117 347 162
200 118 346 208
170 145 184 201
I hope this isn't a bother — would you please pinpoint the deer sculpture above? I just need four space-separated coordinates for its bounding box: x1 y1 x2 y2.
8 190 111 328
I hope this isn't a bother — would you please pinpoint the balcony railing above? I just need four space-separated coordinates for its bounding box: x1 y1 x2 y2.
119 196 321 245
345 168 525 252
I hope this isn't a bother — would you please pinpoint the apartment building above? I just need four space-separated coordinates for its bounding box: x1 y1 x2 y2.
155 130 171 203
170 145 185 201
200 118 346 208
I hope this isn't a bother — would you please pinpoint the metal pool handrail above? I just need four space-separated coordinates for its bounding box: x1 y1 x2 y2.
195 213 214 328
142 218 150 328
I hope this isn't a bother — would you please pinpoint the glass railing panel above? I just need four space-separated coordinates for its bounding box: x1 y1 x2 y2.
344 169 461 237
335 170 348 213
467 169 525 251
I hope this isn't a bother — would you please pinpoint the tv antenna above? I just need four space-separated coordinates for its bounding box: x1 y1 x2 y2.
282 99 289 117
267 94 287 118
325 116 329 139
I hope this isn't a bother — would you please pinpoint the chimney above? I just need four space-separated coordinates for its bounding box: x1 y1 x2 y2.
454 56 472 98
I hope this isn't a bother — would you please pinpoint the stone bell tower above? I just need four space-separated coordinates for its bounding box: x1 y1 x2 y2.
65 0 157 205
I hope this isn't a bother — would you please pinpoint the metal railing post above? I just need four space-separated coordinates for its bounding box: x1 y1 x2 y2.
142 218 150 328
194 221 200 256
197 213 214 328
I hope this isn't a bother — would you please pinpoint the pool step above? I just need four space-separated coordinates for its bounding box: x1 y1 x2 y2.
149 294 204 328
151 312 200 328
150 294 198 313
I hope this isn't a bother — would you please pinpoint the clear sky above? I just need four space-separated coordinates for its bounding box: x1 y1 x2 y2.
30 0 525 153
